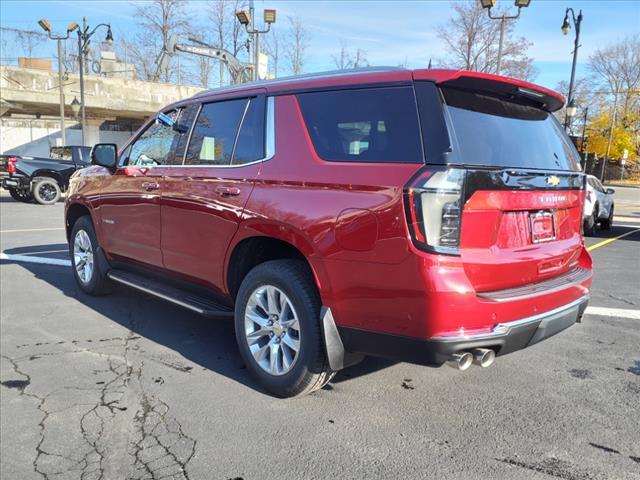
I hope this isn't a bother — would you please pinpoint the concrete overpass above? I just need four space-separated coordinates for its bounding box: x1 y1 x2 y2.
1 65 204 156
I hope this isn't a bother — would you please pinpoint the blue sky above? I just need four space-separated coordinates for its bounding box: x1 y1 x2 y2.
1 0 639 90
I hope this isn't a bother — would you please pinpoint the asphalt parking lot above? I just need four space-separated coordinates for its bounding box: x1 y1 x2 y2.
1 189 639 480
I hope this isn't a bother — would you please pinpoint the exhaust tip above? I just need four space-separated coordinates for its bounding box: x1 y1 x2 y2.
471 348 496 368
447 352 473 371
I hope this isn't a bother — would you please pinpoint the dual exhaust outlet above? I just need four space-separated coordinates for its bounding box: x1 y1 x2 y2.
447 348 495 371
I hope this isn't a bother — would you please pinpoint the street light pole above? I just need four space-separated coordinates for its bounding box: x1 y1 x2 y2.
236 5 276 81
561 8 583 131
77 18 113 146
38 18 78 147
56 38 66 146
480 0 531 76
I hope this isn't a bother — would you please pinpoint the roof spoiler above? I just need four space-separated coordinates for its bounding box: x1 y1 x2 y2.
413 69 565 112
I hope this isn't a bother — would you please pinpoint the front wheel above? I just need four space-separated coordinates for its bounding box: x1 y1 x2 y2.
70 216 112 295
8 187 33 203
32 177 61 205
234 260 333 398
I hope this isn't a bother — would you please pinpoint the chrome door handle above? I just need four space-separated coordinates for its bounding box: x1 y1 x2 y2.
216 186 241 197
142 181 160 191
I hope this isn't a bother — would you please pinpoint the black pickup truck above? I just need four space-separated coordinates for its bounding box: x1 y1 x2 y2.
1 146 91 204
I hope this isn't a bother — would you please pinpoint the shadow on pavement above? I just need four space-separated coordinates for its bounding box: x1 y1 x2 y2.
584 224 640 242
1 250 396 396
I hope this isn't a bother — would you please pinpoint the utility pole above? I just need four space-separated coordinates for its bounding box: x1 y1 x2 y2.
580 107 589 171
37 18 79 147
561 8 583 131
479 0 531 76
601 93 618 182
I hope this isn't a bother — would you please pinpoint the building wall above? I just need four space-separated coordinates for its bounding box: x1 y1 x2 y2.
1 117 135 157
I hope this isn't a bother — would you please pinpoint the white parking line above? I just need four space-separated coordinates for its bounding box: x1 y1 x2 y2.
585 306 640 320
1 252 639 320
0 252 71 267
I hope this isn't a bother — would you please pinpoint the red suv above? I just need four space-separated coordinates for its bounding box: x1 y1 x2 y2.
65 68 592 397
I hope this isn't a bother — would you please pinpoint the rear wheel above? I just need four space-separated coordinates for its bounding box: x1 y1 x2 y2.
234 260 333 397
600 205 614 230
32 177 61 205
583 206 598 236
8 187 32 203
70 216 112 295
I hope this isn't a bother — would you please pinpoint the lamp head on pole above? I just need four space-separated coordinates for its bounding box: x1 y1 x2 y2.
514 0 531 7
263 9 276 24
566 99 578 118
70 97 81 117
236 10 251 26
67 21 79 33
479 0 496 9
105 25 113 45
38 18 52 33
561 11 571 35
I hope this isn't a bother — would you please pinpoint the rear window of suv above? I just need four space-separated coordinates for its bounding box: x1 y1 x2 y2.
442 88 581 171
297 86 423 163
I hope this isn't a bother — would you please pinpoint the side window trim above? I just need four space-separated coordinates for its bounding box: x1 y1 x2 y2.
181 103 202 165
179 95 275 168
229 98 253 165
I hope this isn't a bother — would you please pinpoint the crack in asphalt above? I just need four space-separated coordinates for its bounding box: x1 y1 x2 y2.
1 308 197 480
499 457 598 480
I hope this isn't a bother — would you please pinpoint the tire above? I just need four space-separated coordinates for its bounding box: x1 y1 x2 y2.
8 187 33 203
70 216 112 295
600 205 613 230
234 259 334 398
583 206 597 236
32 177 61 205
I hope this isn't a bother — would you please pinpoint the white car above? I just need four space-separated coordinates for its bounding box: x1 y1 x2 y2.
583 175 615 235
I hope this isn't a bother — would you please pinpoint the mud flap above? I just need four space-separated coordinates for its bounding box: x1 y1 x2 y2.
321 307 364 371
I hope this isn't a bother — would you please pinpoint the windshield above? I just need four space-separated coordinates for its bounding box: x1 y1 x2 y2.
442 88 581 171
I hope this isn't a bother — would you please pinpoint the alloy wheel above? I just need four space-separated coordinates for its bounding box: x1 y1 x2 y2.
244 285 301 376
73 229 94 284
39 183 57 202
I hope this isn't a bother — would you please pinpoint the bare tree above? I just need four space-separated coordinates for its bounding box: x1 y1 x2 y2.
588 35 640 117
333 40 353 70
264 25 281 78
15 29 46 59
283 15 309 76
333 40 369 70
127 0 192 82
207 0 247 86
436 0 537 81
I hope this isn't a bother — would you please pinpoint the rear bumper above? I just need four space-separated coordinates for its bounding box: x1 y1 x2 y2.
2 175 29 190
338 295 589 366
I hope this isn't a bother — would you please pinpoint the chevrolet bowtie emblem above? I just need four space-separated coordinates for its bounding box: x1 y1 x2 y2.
547 175 560 186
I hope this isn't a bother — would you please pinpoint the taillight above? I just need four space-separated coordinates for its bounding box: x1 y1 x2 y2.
404 168 465 255
7 156 17 174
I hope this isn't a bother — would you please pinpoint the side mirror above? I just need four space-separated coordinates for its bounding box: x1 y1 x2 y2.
91 143 117 170
605 188 615 195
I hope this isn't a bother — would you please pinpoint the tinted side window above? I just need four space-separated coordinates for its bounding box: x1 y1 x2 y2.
232 97 265 165
127 109 182 166
185 99 247 166
297 87 424 163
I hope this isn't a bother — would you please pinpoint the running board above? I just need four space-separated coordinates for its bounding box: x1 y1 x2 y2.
107 270 234 318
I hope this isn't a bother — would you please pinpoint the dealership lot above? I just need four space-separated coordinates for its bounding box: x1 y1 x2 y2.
1 191 639 480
